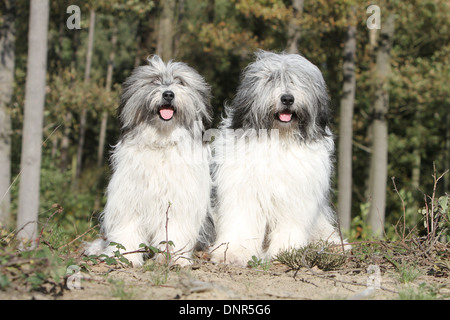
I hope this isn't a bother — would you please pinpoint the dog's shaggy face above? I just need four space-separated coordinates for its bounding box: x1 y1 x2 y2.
227 50 330 141
118 55 212 137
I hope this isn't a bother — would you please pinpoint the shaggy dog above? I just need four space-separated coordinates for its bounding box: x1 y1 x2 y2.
85 55 213 266
210 50 344 266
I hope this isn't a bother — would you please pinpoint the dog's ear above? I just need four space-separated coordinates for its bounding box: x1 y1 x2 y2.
201 96 213 130
117 80 130 133
117 86 134 137
314 90 331 138
116 65 148 137
316 104 330 133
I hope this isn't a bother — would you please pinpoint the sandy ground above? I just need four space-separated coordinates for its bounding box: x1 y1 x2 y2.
2 254 448 301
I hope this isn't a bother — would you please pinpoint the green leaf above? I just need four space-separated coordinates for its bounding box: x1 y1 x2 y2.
149 246 160 254
104 257 117 265
27 272 46 288
109 242 126 250
0 274 10 290
159 240 175 247
119 256 130 265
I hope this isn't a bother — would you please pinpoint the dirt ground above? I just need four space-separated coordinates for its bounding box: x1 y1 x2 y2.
1 252 449 301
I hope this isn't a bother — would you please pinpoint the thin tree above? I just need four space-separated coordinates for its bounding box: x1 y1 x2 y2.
337 8 357 233
75 8 95 179
156 0 176 61
0 0 16 227
60 31 80 172
286 0 304 54
17 0 50 241
97 23 118 167
367 14 395 237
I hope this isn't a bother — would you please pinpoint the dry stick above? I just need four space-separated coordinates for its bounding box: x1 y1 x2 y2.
424 193 430 237
429 163 437 236
158 201 172 265
425 165 448 244
58 224 99 251
8 220 37 245
36 204 64 248
209 242 230 265
124 203 178 264
391 177 406 240
224 242 229 265
431 166 448 240
332 204 346 252
8 203 62 246
164 202 172 265
0 256 49 268
121 248 150 256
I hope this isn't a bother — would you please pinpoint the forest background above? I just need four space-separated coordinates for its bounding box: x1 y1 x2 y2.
0 0 448 245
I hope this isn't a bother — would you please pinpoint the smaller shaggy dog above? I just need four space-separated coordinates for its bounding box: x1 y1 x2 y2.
85 55 213 266
210 50 344 266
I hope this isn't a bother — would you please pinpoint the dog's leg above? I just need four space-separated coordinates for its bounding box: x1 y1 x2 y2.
211 203 266 267
148 214 199 267
264 222 310 260
102 222 148 267
311 213 351 251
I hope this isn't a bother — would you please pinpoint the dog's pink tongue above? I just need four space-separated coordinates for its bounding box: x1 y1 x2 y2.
159 108 174 120
279 112 292 122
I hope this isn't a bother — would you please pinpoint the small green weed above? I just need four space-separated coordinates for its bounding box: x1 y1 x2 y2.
396 263 422 284
0 239 71 292
397 283 437 300
0 205 77 293
109 279 136 300
142 260 170 285
276 241 347 272
247 256 271 271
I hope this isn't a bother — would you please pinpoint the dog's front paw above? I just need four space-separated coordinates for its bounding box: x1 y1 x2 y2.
85 241 145 267
210 246 252 267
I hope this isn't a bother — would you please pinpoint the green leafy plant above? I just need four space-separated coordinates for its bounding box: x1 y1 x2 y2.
247 255 271 271
0 239 71 292
385 258 422 284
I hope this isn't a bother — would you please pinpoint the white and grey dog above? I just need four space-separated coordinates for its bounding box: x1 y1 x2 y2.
85 55 214 266
210 50 343 266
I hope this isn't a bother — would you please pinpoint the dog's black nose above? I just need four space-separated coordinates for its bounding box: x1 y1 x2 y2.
163 90 175 102
281 94 294 106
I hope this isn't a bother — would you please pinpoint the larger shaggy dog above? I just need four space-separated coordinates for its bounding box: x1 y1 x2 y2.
210 50 343 266
85 55 213 266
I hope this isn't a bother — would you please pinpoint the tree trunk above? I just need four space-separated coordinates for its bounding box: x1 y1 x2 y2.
337 10 357 233
60 30 80 171
75 8 95 179
60 111 72 171
172 0 185 58
363 27 378 201
367 14 395 237
0 0 16 227
17 0 49 242
156 0 176 61
84 9 95 83
97 24 118 167
286 0 304 54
